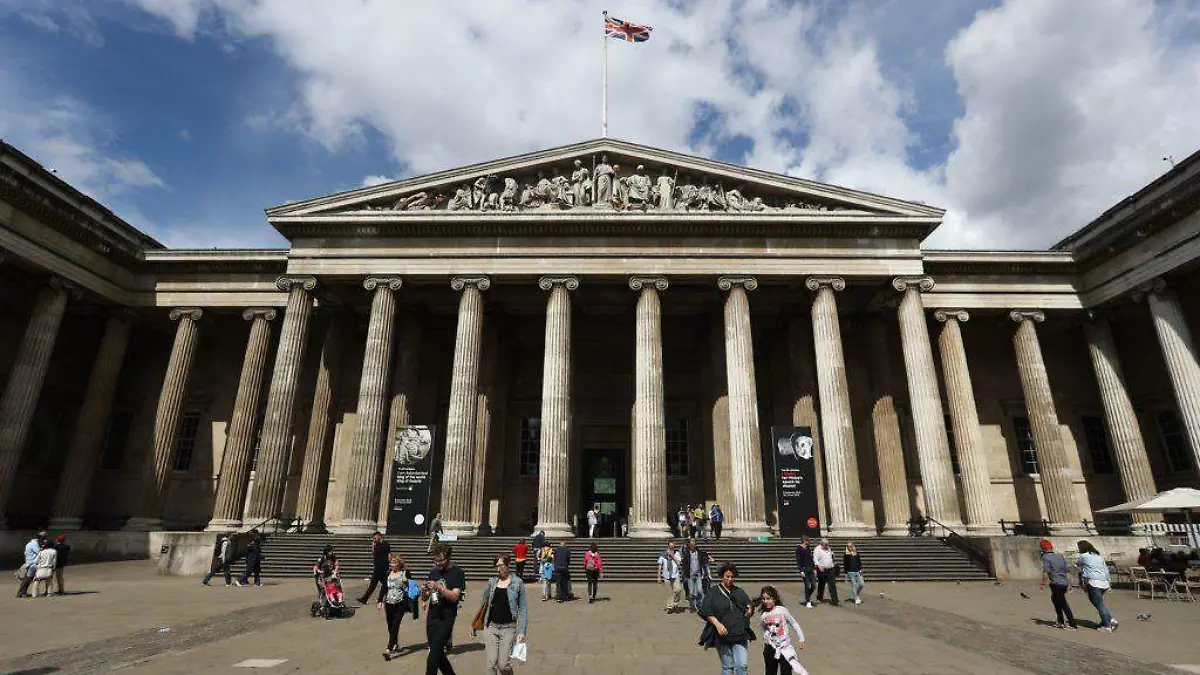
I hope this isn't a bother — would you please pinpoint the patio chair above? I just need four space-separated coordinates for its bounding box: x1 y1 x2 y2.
1130 566 1169 600
1174 570 1200 603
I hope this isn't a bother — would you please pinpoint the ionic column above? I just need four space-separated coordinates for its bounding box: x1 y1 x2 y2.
865 316 911 535
338 277 403 533
785 317 828 526
295 318 346 532
1011 310 1082 532
125 307 203 530
439 277 489 536
206 308 277 531
0 277 73 528
718 276 770 537
710 314 735 517
535 277 577 538
469 322 499 533
49 311 131 530
245 277 317 524
806 277 871 535
1136 278 1200 472
1083 315 1158 527
934 310 998 534
377 316 423 528
628 276 672 537
893 277 962 527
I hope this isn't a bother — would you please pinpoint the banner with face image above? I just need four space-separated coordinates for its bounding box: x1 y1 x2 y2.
386 425 437 535
770 426 821 538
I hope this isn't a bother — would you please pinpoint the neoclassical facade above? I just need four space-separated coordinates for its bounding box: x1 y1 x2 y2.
1 138 1198 539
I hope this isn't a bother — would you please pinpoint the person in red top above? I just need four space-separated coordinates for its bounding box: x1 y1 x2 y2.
583 543 605 603
512 539 530 582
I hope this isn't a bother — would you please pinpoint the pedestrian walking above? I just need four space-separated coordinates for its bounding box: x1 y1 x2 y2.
202 533 233 586
1076 540 1118 632
658 540 685 613
710 504 724 539
681 538 711 613
32 539 58 598
422 545 465 675
694 504 709 540
51 534 71 595
475 555 528 675
677 507 688 538
377 552 412 659
687 506 697 539
512 538 529 581
699 563 753 675
531 529 546 552
843 542 864 605
237 533 262 587
794 537 816 608
583 543 604 602
812 539 839 606
759 586 808 675
16 532 43 598
587 506 601 538
538 544 554 602
552 541 573 602
358 532 392 604
427 512 444 553
1038 539 1078 630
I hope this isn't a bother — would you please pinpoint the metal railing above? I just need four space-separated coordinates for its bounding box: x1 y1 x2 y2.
918 516 993 573
998 519 1051 536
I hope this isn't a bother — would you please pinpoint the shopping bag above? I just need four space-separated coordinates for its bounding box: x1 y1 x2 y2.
510 641 528 663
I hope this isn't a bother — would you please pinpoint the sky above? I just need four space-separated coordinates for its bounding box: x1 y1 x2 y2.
1 0 1198 250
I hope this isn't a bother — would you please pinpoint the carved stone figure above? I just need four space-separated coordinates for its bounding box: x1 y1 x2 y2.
594 155 615 205
552 175 573 208
626 165 651 209
390 191 432 211
533 172 555 208
571 160 592 207
676 183 699 211
448 184 472 211
612 165 629 208
472 175 493 209
500 177 518 211
745 196 768 211
655 173 675 210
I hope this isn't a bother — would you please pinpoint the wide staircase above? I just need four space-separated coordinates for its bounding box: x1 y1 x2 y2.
240 534 991 583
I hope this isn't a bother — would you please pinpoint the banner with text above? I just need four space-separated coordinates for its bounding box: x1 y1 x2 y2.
385 425 437 536
770 426 821 538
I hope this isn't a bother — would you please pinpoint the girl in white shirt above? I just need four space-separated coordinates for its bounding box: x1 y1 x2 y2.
758 585 808 675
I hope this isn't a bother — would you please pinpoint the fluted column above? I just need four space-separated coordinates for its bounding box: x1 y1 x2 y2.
49 311 132 530
934 310 998 534
893 277 962 527
377 316 423 528
338 277 403 533
125 307 203 530
628 277 672 537
1082 314 1158 528
785 317 827 525
439 277 489 536
245 277 317 524
806 277 871 535
1011 310 1082 532
865 316 910 535
470 323 499 534
0 277 73 528
205 308 277 531
718 276 770 536
1136 278 1200 472
535 277 577 538
296 318 346 532
710 314 735 517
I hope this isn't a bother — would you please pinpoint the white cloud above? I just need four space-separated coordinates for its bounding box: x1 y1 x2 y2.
361 174 392 187
131 0 205 39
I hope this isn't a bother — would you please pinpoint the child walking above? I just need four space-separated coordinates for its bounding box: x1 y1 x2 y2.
759 585 808 675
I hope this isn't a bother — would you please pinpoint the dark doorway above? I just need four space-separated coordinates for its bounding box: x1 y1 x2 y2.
580 449 625 537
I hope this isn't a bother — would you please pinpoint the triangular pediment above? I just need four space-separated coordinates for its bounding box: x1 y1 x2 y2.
267 139 943 220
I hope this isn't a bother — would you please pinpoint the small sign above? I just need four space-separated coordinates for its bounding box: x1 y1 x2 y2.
160 545 170 555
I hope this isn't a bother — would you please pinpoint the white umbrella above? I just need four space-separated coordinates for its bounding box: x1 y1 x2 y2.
1097 488 1200 547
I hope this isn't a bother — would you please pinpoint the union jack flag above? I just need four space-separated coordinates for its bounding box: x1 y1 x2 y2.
604 12 652 43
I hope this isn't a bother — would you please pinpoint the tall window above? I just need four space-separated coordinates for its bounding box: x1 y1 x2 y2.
1012 415 1038 475
173 411 202 472
518 418 540 477
944 414 961 475
1156 409 1192 472
665 418 689 478
99 411 134 471
1081 416 1114 474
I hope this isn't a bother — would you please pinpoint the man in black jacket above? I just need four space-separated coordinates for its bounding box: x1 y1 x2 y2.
795 536 816 608
680 538 712 612
357 532 391 604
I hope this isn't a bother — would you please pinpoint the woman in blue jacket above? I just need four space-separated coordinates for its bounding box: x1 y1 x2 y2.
475 555 529 675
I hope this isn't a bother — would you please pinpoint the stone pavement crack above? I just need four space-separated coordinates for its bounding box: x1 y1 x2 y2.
855 597 1176 675
0 597 304 675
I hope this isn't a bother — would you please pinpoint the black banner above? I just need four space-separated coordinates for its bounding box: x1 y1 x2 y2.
385 425 436 536
771 426 821 538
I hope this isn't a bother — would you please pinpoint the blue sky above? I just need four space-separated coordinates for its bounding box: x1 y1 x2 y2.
1 1 1198 249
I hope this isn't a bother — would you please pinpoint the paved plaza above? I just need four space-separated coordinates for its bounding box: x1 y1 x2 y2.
2 562 1199 674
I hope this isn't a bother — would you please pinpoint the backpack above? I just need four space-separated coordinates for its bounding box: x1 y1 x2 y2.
586 553 598 571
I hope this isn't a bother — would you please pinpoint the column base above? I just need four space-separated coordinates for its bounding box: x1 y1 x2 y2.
534 521 575 539
627 523 673 539
965 523 1005 537
47 516 83 531
441 521 480 538
204 518 242 533
1048 523 1092 536
724 523 774 539
331 519 384 535
122 517 163 532
879 524 910 537
303 522 329 534
824 523 877 537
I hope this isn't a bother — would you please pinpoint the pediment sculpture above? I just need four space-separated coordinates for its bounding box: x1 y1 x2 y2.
351 155 844 214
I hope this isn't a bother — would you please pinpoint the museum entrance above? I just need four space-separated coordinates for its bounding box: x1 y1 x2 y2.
579 448 626 537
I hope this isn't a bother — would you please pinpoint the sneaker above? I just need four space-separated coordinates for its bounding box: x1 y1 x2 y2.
805 602 813 609
1066 625 1079 631
1098 626 1113 633
854 598 862 605
234 580 243 587
1052 623 1065 629
202 580 210 586
1110 619 1119 632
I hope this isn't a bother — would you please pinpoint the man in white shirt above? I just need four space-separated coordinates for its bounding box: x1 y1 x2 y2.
657 541 685 613
587 506 600 538
813 539 840 606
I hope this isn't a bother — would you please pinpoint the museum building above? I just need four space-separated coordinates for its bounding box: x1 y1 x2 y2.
1 138 1198 540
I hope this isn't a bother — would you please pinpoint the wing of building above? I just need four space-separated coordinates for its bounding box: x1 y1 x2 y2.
1 137 1198 545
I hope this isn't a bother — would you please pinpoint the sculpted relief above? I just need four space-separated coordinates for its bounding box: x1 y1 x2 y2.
356 154 844 214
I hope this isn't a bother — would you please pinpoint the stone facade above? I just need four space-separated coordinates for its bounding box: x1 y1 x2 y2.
1 138 1198 537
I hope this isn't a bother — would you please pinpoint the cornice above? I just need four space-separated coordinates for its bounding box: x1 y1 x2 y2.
921 250 1078 276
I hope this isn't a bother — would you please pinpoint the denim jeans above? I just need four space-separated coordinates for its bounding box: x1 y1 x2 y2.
688 574 705 611
716 641 748 675
846 571 864 601
1085 583 1113 627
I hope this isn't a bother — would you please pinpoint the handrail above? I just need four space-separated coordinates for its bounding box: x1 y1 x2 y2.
999 519 1051 536
920 516 993 574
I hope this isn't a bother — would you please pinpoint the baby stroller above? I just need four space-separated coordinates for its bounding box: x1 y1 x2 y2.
310 566 355 619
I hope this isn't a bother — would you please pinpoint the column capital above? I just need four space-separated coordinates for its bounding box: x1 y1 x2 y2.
804 276 845 292
1009 309 1045 324
363 277 403 292
538 276 579 291
276 276 318 293
47 275 82 299
718 276 757 292
242 307 278 322
168 307 203 322
451 276 490 291
1132 277 1169 303
933 308 970 323
892 276 935 293
629 276 668 292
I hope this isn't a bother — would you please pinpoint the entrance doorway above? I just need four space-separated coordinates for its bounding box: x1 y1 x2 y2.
580 449 625 537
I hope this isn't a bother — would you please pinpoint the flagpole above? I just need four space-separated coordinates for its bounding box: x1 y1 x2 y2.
602 12 609 138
